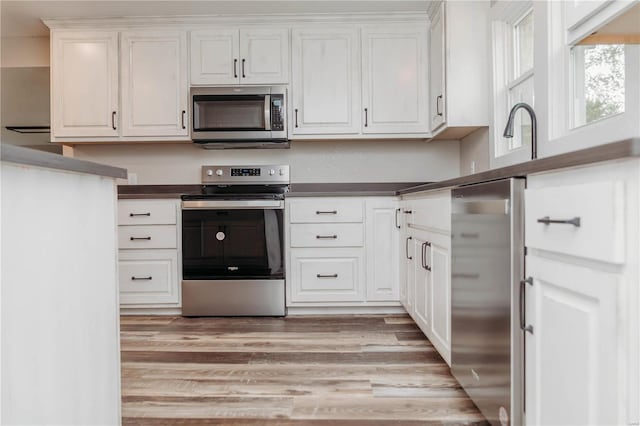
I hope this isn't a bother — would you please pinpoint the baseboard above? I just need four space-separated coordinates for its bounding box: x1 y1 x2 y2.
286 306 408 315
120 307 182 316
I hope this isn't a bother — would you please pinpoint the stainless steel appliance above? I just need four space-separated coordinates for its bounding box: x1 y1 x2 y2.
181 165 289 316
190 86 288 149
451 178 525 426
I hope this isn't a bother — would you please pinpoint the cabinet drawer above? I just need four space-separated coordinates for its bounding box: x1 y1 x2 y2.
288 198 363 223
118 250 179 305
118 200 177 225
289 250 364 303
290 223 364 248
118 225 177 249
525 181 624 264
407 190 451 231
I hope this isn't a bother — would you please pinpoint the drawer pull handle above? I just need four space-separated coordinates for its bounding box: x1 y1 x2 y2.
316 210 337 215
130 237 151 241
131 276 152 281
316 235 337 239
403 210 412 214
452 273 480 279
317 273 338 278
460 232 479 239
537 216 581 227
129 212 151 217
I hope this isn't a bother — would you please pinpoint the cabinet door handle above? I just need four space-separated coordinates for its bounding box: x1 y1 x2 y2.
316 210 337 215
242 58 246 78
537 216 581 227
395 208 401 229
403 210 413 214
422 242 431 271
181 110 186 129
317 273 338 278
295 108 299 128
130 236 151 241
520 277 534 334
233 59 238 78
112 111 117 130
129 212 151 217
436 95 443 116
364 108 368 127
131 276 152 281
405 236 412 260
316 235 337 239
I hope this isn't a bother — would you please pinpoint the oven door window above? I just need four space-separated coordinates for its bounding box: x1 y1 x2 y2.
193 95 266 131
182 209 283 280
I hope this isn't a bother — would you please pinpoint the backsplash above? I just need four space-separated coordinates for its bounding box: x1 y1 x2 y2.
73 139 461 185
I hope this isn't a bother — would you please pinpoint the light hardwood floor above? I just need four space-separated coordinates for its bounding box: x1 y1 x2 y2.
120 314 487 425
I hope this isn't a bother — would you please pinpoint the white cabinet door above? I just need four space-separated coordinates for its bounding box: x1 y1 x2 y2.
361 25 429 134
526 256 620 425
412 233 431 330
427 232 451 362
429 2 446 131
240 28 289 84
190 29 240 85
365 199 400 302
119 249 179 305
121 30 188 137
51 31 119 138
291 27 361 135
404 234 416 316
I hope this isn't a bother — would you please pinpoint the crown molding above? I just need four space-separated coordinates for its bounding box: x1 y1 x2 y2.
42 12 430 30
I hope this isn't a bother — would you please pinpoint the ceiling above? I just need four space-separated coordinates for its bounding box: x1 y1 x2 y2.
1 1 430 38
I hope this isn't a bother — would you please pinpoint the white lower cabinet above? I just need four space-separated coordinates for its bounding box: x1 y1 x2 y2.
117 199 181 309
399 190 452 364
286 196 400 308
525 256 620 425
524 159 640 426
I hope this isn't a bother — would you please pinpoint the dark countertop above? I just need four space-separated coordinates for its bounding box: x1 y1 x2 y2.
287 182 428 197
117 138 640 199
399 137 640 195
1 143 127 180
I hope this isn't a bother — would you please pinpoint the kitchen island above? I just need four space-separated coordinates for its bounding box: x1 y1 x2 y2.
1 144 126 425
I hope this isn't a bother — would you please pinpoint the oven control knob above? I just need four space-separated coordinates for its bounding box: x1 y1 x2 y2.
216 169 223 176
279 169 285 176
269 169 275 176
206 169 213 176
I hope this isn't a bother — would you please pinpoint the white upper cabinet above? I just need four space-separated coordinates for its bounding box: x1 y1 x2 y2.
361 25 429 134
429 0 489 139
51 31 119 138
190 27 289 85
291 27 361 135
189 29 240 85
121 31 188 137
429 2 446 131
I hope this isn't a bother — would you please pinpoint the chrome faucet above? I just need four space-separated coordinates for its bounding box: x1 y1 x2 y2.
503 102 537 160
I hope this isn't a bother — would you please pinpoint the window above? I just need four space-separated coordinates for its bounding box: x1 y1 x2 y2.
491 4 534 163
571 43 625 127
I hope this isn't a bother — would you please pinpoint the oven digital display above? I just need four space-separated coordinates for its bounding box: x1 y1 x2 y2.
231 168 261 176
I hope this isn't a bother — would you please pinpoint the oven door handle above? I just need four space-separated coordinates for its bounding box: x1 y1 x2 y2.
182 200 284 210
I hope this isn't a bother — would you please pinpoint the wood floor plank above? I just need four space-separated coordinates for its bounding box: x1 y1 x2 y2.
120 314 487 424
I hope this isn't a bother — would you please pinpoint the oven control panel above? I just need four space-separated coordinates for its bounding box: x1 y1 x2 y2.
202 165 290 184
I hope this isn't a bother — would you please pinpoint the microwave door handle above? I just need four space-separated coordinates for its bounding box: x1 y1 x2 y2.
264 95 271 131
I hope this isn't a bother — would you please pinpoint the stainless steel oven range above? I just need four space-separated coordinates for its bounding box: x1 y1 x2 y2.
181 165 289 316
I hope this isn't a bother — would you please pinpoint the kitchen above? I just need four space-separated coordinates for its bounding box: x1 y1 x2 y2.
1 0 639 425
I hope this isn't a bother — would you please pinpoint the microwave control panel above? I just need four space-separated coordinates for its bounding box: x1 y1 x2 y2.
271 95 285 131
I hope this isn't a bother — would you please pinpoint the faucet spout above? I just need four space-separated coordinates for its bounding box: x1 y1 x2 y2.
503 102 537 160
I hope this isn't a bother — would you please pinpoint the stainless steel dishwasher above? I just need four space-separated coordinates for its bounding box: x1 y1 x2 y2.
451 178 525 426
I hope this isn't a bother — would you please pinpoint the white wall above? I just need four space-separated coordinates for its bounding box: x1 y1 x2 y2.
73 139 461 185
459 127 490 174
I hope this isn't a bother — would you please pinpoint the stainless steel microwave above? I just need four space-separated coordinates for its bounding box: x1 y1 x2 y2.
190 86 289 149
